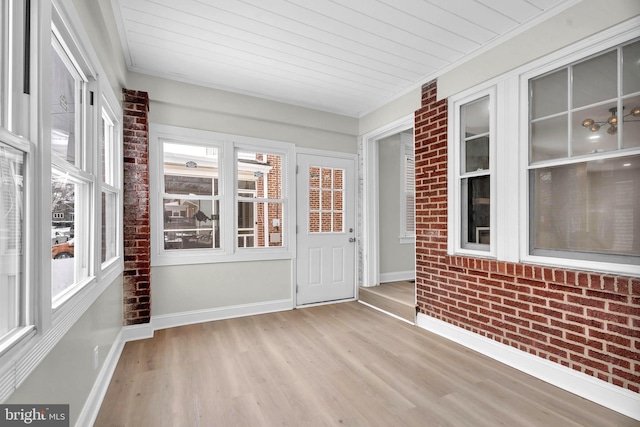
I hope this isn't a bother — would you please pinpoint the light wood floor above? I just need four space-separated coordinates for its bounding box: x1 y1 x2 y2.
359 281 416 322
95 302 639 427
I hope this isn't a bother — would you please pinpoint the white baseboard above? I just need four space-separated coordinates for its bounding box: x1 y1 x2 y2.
416 313 640 421
151 299 293 332
75 330 125 427
379 270 414 283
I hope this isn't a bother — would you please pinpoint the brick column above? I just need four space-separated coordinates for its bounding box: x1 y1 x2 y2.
122 89 151 325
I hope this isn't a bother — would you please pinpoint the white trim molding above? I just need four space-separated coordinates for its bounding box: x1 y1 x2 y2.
417 313 640 421
360 114 415 287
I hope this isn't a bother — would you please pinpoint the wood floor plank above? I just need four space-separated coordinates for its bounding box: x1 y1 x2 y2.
95 302 639 427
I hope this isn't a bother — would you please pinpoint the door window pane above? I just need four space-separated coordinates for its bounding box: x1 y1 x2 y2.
308 166 344 233
0 143 24 339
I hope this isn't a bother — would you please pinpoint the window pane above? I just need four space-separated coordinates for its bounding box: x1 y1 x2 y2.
0 143 24 338
462 96 489 136
164 143 219 196
51 43 80 165
622 94 640 150
239 201 283 247
462 176 490 248
101 111 116 186
308 166 344 233
165 175 216 196
531 156 640 258
465 136 489 172
163 198 218 250
572 101 618 156
622 40 640 95
573 50 617 108
52 173 88 300
530 69 568 119
101 191 117 263
238 152 282 199
531 115 568 162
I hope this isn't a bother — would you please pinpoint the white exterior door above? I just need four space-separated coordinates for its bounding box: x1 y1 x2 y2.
296 153 356 305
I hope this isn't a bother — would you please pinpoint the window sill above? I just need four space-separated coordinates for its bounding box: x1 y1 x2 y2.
521 254 640 278
152 248 294 267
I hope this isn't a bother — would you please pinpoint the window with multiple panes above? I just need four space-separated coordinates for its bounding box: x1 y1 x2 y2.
50 25 95 306
161 141 222 251
0 0 31 356
457 94 493 252
101 102 121 266
528 39 640 265
237 150 284 248
153 126 292 264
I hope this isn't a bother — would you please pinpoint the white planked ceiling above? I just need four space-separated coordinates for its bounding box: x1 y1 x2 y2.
111 0 575 117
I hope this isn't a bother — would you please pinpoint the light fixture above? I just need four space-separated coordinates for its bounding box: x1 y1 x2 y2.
581 106 640 135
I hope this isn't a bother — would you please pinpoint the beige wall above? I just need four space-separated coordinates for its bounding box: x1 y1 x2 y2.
152 261 291 316
128 73 359 154
70 0 128 98
6 276 123 426
378 134 415 276
359 88 422 135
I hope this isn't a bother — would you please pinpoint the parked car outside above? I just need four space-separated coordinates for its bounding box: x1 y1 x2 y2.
52 239 74 259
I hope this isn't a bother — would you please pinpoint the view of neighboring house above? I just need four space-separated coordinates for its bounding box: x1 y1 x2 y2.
0 0 638 425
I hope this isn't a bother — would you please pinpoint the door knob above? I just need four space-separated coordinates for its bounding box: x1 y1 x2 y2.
349 237 356 242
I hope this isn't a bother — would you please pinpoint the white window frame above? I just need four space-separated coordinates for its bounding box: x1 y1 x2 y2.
99 97 122 272
448 86 498 259
446 16 640 277
50 15 97 309
0 0 124 403
399 131 415 244
519 33 640 275
150 124 295 266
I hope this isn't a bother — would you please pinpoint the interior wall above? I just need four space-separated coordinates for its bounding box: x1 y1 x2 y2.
127 73 359 154
6 276 123 426
359 87 422 135
70 0 128 97
127 72 359 317
378 133 415 278
152 261 291 316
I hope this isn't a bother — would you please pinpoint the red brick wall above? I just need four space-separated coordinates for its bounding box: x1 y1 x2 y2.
415 80 640 393
122 89 151 326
